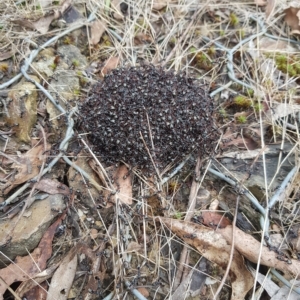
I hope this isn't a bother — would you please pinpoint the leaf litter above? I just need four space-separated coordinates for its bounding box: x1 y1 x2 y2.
1 0 300 299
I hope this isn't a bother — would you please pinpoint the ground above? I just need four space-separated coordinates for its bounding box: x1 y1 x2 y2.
1 0 300 299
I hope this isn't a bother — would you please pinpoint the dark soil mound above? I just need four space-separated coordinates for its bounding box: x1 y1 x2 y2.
79 64 218 171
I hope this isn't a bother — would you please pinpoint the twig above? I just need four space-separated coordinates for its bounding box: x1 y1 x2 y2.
0 151 22 165
0 14 96 90
161 155 191 185
173 156 202 289
124 281 148 300
139 131 162 183
214 195 240 300
268 166 297 209
206 15 300 97
208 167 266 215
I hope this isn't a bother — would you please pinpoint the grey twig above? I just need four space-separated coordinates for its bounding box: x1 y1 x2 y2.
207 15 300 97
268 166 297 209
161 155 191 185
0 14 96 90
124 281 148 300
207 167 266 215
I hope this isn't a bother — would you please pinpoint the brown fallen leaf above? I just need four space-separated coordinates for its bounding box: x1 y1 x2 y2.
101 56 120 76
0 51 15 61
33 12 61 34
222 136 258 150
202 211 231 229
90 19 106 45
126 241 143 253
46 248 77 300
104 164 132 206
254 0 267 6
10 0 72 34
17 265 58 299
138 287 150 298
158 217 253 300
111 0 124 20
68 151 102 209
0 217 62 299
265 0 276 19
134 33 153 45
30 178 70 195
6 79 38 143
152 1 168 11
285 6 300 35
2 143 50 195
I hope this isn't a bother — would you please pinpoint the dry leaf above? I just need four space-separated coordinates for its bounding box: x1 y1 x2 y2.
46 249 77 300
6 80 38 142
33 12 60 34
254 0 267 6
266 0 276 19
134 33 153 45
68 151 102 209
202 211 231 229
285 6 300 35
101 56 120 76
152 1 168 11
0 217 62 299
0 51 15 61
10 0 71 34
108 164 132 205
111 0 124 20
90 19 106 45
137 287 149 298
30 178 70 195
158 217 253 300
2 143 49 195
126 241 143 253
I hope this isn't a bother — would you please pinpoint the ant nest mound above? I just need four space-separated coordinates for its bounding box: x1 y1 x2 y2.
79 64 218 171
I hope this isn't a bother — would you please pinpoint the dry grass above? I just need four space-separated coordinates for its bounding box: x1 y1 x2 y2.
1 0 300 299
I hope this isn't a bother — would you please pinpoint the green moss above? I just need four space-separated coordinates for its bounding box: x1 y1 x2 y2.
234 95 251 108
79 76 89 86
219 107 227 117
278 62 287 72
220 30 225 37
229 12 239 26
49 63 57 70
173 211 183 219
0 63 9 72
246 89 254 97
73 89 81 96
287 65 297 77
169 37 177 44
72 59 79 67
236 115 247 124
253 103 262 112
198 52 209 63
238 28 245 38
276 54 287 64
190 47 197 54
207 46 216 57
63 36 73 45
